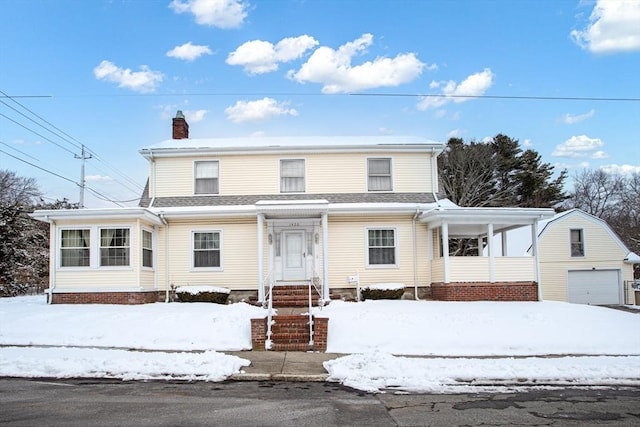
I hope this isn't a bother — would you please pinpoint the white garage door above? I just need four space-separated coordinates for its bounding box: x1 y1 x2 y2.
567 270 621 305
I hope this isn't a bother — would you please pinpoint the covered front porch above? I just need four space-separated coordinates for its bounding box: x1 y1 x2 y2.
421 207 555 301
255 200 330 304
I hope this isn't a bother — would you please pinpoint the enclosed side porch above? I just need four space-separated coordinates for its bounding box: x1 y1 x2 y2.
421 207 555 301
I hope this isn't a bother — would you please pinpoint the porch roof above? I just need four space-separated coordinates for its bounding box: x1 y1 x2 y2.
256 199 329 218
419 207 555 237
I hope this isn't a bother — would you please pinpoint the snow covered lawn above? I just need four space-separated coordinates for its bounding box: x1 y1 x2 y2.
1 296 639 392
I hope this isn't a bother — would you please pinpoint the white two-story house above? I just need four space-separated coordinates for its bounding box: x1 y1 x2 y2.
32 112 555 304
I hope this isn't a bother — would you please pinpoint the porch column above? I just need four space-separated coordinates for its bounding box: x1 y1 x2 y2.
531 220 542 300
257 213 265 302
442 222 450 283
501 231 508 256
321 212 329 301
487 223 495 283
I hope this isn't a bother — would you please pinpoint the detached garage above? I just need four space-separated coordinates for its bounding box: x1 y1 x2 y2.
499 209 638 305
567 269 622 305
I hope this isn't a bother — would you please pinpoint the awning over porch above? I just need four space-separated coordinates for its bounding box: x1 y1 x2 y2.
255 199 329 219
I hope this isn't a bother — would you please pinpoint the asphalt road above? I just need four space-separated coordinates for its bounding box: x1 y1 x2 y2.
0 378 639 426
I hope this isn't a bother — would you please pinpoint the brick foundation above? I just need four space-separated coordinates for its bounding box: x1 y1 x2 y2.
50 291 161 305
431 281 538 302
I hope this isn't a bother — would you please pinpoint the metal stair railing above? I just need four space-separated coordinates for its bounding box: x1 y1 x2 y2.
307 279 315 347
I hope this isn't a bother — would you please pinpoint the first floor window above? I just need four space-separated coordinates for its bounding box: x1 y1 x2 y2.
142 230 153 268
368 229 396 265
570 229 584 257
193 231 221 268
60 229 90 267
100 228 130 266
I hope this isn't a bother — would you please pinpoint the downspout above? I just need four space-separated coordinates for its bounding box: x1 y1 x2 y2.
531 219 542 301
47 217 56 304
431 148 441 207
148 153 156 208
159 213 170 302
412 208 420 300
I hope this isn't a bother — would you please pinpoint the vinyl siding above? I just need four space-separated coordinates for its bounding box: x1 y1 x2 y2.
151 152 435 197
326 216 430 290
157 218 259 290
537 214 634 302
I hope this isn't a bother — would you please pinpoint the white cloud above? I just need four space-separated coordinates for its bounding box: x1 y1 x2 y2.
446 129 461 138
552 134 605 158
417 68 495 110
250 131 266 137
93 60 163 93
288 33 426 93
600 163 640 174
571 0 640 53
378 127 393 135
522 139 532 147
224 98 298 123
561 109 595 124
169 0 248 29
227 35 319 74
184 109 208 122
167 42 213 61
85 175 114 183
591 150 609 159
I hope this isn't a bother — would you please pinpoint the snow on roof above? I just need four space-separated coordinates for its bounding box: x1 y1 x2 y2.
141 135 442 153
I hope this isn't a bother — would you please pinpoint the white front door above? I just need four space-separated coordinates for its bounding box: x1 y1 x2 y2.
283 230 306 280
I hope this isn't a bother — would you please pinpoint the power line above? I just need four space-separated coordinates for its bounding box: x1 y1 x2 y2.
0 111 77 155
349 93 640 102
0 89 144 193
0 148 78 185
36 92 640 102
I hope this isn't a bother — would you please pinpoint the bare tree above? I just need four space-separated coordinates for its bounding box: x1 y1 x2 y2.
565 169 625 218
0 169 40 206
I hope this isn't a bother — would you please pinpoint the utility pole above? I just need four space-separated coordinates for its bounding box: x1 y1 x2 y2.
75 145 92 208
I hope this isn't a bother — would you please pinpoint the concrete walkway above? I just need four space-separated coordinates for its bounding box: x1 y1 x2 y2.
226 351 343 382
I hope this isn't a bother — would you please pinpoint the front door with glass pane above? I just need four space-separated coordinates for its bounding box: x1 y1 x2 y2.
282 230 306 280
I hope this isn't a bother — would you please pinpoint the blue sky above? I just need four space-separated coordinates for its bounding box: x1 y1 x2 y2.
1 0 639 207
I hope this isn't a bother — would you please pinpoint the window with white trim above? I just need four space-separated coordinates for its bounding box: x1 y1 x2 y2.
100 228 130 266
60 229 90 267
367 228 397 266
280 159 305 193
570 229 584 257
193 231 221 268
194 161 219 194
368 158 392 191
142 230 153 268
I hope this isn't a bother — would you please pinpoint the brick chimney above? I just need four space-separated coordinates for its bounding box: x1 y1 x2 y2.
172 110 189 139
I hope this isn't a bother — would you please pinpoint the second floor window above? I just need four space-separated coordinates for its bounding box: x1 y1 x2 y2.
194 161 219 194
100 228 130 266
280 159 305 193
570 229 584 257
368 158 392 191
